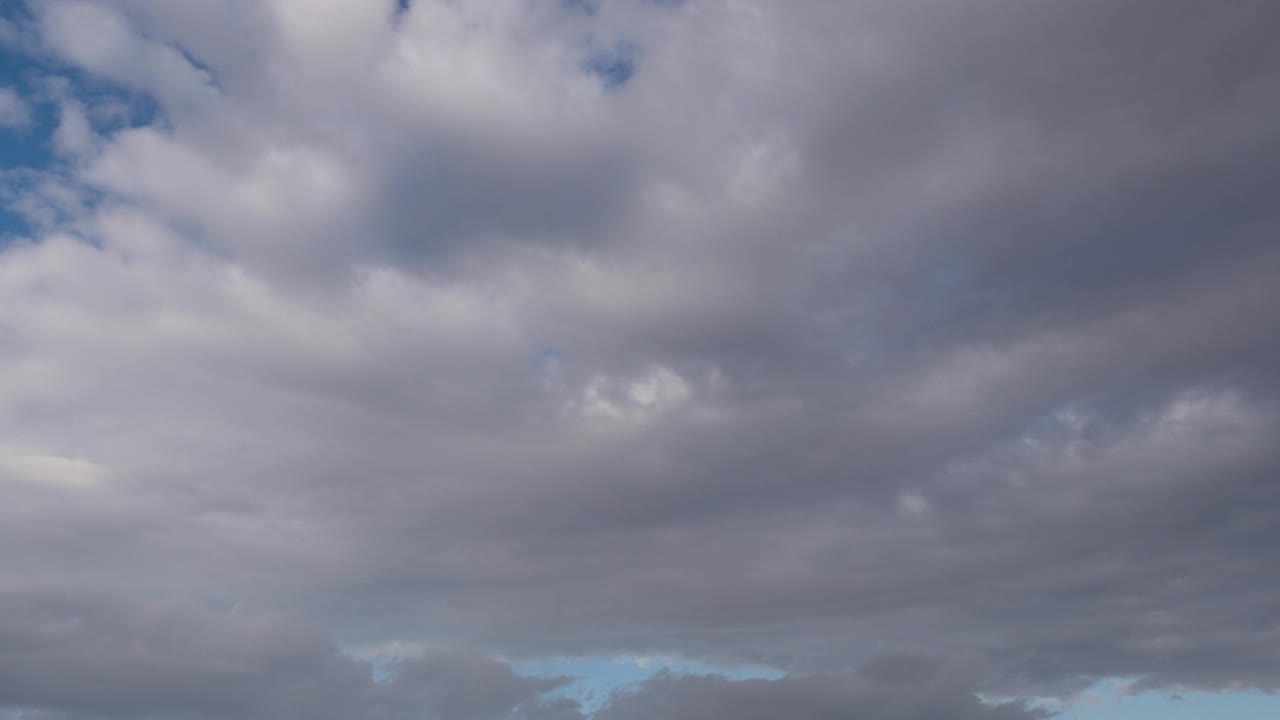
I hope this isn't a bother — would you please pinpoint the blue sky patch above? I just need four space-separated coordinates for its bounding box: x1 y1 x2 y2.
0 20 165 243
516 655 783 713
582 40 639 89
562 0 599 17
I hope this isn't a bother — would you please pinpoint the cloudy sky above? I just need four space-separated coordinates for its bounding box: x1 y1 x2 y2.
1 0 1278 718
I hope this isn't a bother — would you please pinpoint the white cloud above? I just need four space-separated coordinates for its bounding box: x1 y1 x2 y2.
0 86 30 128
0 449 105 489
572 365 691 423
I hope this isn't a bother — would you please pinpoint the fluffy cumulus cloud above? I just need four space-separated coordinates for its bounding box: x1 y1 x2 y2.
1 0 1278 717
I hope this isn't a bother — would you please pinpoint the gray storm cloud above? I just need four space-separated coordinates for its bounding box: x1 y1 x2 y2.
1 0 1278 717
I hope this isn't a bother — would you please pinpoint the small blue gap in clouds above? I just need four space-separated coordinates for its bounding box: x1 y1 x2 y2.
392 0 411 26
562 0 599 16
1 41 49 244
582 41 639 90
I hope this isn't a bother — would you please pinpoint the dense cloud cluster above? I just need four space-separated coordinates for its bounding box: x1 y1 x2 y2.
1 0 1278 717
0 587 578 720
595 666 1050 720
0 588 1047 720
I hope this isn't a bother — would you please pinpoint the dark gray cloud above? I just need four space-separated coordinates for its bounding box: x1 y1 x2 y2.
0 587 1038 720
0 586 571 720
1 0 1278 716
595 663 1051 720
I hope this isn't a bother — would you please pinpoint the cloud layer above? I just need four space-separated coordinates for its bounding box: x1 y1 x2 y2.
1 0 1279 717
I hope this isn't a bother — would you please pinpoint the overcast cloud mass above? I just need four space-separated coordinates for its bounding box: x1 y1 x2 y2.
1 0 1278 718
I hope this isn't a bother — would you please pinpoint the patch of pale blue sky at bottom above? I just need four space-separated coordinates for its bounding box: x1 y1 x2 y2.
1035 679 1280 720
45 634 1280 719
316 630 1280 718
511 657 1280 719
514 654 783 713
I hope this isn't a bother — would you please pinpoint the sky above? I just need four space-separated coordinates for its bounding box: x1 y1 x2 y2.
0 1 1278 719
